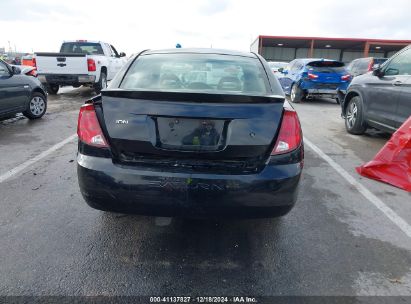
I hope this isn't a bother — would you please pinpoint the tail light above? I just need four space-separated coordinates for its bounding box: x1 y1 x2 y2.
32 57 36 67
77 104 108 148
26 69 37 77
271 108 302 155
341 74 351 81
367 59 374 71
87 58 96 72
308 73 318 80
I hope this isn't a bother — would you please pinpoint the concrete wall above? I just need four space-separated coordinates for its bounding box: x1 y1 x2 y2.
261 46 395 63
262 46 341 62
296 48 309 58
387 50 398 57
341 51 363 62
262 47 296 62
313 48 341 60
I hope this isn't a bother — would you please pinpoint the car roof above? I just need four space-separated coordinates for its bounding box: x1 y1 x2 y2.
142 48 257 58
297 58 342 64
354 57 388 60
63 40 101 44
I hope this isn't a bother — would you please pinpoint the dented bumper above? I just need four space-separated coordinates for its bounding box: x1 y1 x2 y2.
77 151 303 218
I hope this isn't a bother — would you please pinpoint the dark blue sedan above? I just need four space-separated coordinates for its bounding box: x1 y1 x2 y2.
278 58 351 103
76 49 304 218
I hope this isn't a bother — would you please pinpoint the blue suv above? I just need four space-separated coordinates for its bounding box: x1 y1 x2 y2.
278 58 351 103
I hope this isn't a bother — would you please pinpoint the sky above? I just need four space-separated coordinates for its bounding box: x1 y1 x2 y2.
1 0 411 55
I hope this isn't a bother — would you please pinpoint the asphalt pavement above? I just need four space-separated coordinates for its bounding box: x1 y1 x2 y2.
0 87 411 297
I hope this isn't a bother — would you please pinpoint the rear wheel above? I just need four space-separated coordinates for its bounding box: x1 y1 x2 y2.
345 96 367 135
47 84 59 95
290 83 304 103
23 92 47 119
94 71 107 94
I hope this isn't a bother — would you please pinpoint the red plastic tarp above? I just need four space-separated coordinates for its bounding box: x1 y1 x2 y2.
356 116 411 192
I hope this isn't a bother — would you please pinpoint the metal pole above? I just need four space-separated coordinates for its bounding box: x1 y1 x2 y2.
364 41 370 57
309 39 314 57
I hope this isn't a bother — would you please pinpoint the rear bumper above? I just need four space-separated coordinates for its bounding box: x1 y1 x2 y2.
77 152 303 218
306 89 338 97
300 81 350 97
38 74 96 86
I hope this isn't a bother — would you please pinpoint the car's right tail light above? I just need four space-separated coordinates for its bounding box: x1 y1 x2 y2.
271 108 302 155
26 69 37 77
32 57 36 68
367 60 374 71
77 104 108 148
87 58 96 72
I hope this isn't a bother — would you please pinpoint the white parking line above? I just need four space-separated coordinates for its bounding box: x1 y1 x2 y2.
0 134 77 184
304 137 411 239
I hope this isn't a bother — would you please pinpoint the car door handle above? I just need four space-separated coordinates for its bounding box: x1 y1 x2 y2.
393 81 403 86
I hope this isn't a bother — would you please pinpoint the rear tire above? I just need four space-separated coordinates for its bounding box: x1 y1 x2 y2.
290 83 304 103
94 71 107 94
47 84 59 95
345 96 367 135
23 92 47 119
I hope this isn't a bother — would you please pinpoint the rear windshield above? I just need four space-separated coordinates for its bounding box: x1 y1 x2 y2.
60 42 104 55
307 61 346 73
357 59 371 71
120 53 271 95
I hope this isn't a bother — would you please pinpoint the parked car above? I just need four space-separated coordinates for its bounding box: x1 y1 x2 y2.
342 45 411 135
347 57 388 77
278 58 351 103
268 61 288 74
77 48 304 218
346 57 388 77
337 57 389 101
34 40 127 95
10 64 37 77
10 57 21 65
0 59 47 120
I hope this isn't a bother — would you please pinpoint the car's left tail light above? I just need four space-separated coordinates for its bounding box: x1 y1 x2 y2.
367 60 374 71
77 104 108 148
271 108 302 155
26 69 37 77
87 59 96 72
308 73 319 80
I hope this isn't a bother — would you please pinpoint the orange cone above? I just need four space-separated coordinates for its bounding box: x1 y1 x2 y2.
356 116 411 192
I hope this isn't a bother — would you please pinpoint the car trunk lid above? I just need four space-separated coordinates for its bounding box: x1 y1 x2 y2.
35 52 88 75
99 90 285 172
306 60 346 83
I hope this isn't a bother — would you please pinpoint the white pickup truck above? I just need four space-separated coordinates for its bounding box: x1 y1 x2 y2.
35 40 127 94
